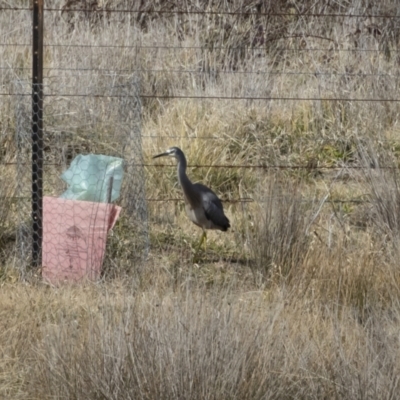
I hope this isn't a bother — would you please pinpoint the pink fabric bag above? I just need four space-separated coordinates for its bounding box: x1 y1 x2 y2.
42 196 121 284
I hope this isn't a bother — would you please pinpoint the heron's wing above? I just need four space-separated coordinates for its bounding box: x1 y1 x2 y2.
194 184 231 231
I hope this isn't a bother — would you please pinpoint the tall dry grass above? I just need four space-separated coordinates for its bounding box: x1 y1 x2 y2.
0 282 399 399
248 177 319 280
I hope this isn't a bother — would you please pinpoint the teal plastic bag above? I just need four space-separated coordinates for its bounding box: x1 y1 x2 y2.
60 154 124 202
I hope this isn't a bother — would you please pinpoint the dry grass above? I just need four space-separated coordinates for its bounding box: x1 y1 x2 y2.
0 281 400 399
1 239 398 399
248 177 318 280
2 0 400 398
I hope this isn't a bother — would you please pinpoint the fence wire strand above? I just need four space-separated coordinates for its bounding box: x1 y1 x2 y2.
2 7 400 18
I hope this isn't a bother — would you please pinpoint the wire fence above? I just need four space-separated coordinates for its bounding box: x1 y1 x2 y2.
2 6 400 18
1 1 400 277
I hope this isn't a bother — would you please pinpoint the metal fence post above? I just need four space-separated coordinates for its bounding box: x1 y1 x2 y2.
32 0 44 267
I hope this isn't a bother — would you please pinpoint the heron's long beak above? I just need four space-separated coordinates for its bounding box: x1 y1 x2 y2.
153 152 169 159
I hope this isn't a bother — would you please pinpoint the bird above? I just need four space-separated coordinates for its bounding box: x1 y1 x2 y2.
153 147 230 260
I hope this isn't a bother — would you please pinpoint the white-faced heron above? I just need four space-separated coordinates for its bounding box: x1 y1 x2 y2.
153 147 230 259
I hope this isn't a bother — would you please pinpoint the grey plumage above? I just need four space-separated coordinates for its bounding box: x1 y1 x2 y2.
194 183 230 231
153 146 230 258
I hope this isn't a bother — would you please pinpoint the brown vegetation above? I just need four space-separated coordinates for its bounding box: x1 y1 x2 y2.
1 1 400 398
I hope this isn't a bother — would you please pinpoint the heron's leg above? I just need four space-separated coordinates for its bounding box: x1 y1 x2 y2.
193 230 206 263
202 230 207 251
199 230 207 250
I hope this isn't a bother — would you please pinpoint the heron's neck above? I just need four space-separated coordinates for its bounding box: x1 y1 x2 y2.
177 156 193 192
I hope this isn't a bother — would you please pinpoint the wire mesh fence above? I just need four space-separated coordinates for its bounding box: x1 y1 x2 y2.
2 1 400 279
13 75 148 279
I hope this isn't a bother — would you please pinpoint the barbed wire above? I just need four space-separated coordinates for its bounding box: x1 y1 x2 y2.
1 6 399 19
2 65 400 79
140 94 400 102
0 195 369 204
142 135 397 141
0 161 388 170
0 42 394 53
145 164 385 170
1 93 399 102
147 198 368 204
148 198 254 203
